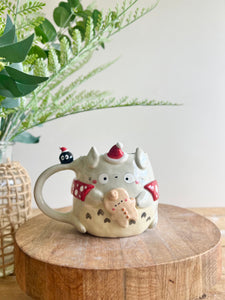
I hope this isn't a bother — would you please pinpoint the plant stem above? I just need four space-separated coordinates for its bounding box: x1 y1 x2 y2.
14 0 20 25
29 0 153 104
3 0 164 143
112 0 160 37
0 114 14 141
28 20 116 103
56 12 75 40
19 0 153 133
117 0 139 18
9 99 175 141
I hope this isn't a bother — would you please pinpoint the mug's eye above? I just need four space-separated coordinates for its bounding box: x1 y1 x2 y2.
124 173 135 183
65 154 69 159
99 173 109 184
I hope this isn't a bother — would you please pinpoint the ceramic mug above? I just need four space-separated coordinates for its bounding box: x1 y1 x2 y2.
34 143 159 237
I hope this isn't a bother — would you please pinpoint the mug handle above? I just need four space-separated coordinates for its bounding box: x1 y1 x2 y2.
34 163 86 233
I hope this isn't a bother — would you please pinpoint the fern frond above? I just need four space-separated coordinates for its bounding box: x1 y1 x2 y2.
85 16 94 45
62 89 110 110
48 47 60 73
22 53 38 72
0 0 16 16
23 54 38 66
19 96 175 134
93 10 103 32
60 37 70 67
28 0 158 105
133 8 139 20
0 18 5 35
52 58 118 101
0 5 6 16
31 90 108 124
37 94 52 122
52 96 175 120
33 58 48 77
121 0 128 11
114 0 160 34
55 90 110 117
21 113 34 129
42 52 93 92
17 1 45 16
17 16 44 32
72 29 82 56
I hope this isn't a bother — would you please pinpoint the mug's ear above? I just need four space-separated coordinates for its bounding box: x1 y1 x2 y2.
87 146 99 168
135 148 147 169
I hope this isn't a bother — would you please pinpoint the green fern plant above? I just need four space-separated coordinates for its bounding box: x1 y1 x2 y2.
0 0 175 144
0 0 45 37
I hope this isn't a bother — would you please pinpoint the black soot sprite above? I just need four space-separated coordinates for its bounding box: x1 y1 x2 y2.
59 147 73 164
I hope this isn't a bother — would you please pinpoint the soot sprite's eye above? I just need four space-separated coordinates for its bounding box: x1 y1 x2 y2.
65 154 69 159
99 173 109 184
61 156 64 160
124 173 135 183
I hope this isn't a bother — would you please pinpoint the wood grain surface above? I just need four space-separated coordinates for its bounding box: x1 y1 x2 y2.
12 204 221 300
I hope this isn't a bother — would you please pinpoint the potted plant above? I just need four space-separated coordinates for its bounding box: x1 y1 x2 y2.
0 0 171 147
0 0 172 277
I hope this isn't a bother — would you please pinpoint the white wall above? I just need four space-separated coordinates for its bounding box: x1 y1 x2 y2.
14 0 225 208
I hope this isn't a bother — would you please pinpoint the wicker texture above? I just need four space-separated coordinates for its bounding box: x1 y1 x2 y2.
0 162 31 277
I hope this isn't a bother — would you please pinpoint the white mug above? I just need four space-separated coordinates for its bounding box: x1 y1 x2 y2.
34 143 159 238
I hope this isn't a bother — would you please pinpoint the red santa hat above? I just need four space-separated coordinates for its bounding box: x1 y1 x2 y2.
60 147 68 152
104 142 128 164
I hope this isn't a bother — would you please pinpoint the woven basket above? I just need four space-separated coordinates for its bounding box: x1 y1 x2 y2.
0 161 32 277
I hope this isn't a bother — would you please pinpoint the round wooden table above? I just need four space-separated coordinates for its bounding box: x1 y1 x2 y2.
15 204 222 300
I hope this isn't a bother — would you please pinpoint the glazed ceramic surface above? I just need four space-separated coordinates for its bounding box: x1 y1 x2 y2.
34 143 159 237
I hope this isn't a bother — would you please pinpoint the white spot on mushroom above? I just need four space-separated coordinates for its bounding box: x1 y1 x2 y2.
80 186 84 192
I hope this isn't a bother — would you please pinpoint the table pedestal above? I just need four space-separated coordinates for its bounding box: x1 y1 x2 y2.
15 204 222 300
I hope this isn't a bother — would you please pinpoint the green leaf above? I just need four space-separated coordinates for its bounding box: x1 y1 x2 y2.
5 66 48 85
10 62 23 72
75 10 92 20
35 18 57 43
1 16 16 43
0 73 38 97
59 2 71 13
0 74 21 97
13 132 40 144
3 15 14 34
16 82 38 96
53 6 71 27
1 97 20 108
0 24 16 46
59 1 75 21
68 0 82 9
29 45 47 59
0 34 34 63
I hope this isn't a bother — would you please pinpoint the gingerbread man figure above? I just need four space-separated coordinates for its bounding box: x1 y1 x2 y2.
104 188 138 228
